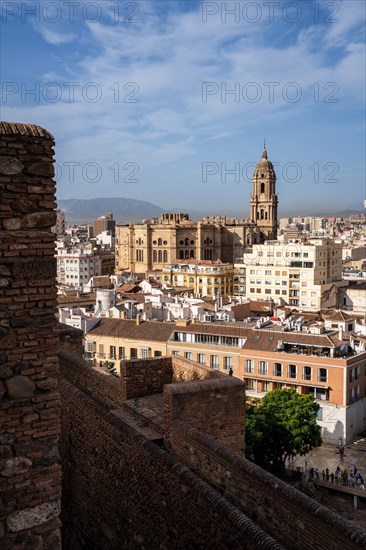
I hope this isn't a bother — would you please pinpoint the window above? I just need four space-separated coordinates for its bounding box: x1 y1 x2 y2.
259 361 268 375
140 347 150 359
118 347 125 360
349 368 355 383
172 351 179 356
245 359 254 373
130 348 138 359
245 378 256 391
273 363 282 376
197 353 205 365
262 381 270 392
154 350 162 357
318 368 327 383
288 364 296 378
224 357 232 370
303 366 312 381
210 355 219 369
184 352 192 360
316 408 323 421
109 346 116 360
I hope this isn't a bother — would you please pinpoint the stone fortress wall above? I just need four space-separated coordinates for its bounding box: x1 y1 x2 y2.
0 122 61 548
60 348 366 549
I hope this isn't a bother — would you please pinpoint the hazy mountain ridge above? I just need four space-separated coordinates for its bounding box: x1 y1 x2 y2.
57 197 364 224
57 197 167 224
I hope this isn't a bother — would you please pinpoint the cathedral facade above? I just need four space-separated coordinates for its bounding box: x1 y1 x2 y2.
115 146 278 273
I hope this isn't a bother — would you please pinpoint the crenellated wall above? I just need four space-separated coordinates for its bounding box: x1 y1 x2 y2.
0 122 61 548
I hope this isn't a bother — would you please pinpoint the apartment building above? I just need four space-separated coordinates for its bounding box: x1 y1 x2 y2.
56 246 101 289
84 318 174 369
161 259 234 297
234 238 342 310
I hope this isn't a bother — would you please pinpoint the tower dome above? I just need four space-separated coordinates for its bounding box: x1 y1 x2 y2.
254 143 275 175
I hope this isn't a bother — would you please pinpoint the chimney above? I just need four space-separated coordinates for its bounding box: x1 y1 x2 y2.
136 313 141 326
338 325 343 341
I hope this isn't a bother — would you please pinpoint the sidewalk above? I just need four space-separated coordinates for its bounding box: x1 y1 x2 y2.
290 443 366 479
290 443 366 527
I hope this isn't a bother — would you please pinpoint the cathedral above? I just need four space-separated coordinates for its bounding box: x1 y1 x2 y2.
115 145 278 273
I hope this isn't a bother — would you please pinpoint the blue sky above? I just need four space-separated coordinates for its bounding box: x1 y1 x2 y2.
1 0 365 217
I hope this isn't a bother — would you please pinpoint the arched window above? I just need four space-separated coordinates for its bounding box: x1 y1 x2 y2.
163 250 168 262
185 238 189 246
190 250 194 259
153 250 157 262
260 182 265 194
136 250 139 261
261 209 264 220
158 250 163 263
265 211 268 220
158 238 162 246
185 250 189 258
179 250 184 259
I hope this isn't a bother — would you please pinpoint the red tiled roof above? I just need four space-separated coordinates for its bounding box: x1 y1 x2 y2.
87 318 176 342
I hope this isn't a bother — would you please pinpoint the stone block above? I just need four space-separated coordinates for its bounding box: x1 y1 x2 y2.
0 156 24 175
26 162 54 177
21 212 57 229
6 500 60 533
5 375 36 399
2 456 32 477
3 218 21 230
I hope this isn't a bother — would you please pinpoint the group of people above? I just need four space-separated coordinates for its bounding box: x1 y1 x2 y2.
309 466 365 489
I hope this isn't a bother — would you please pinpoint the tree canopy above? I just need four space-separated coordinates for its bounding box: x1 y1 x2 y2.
245 389 322 473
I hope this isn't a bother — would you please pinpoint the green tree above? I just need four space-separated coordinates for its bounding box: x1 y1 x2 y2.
245 389 322 474
102 360 118 375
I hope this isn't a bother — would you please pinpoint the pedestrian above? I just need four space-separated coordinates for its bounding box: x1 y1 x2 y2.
342 468 348 486
309 467 314 479
330 472 334 484
326 468 329 482
228 367 233 376
335 466 341 483
315 468 319 480
322 470 325 481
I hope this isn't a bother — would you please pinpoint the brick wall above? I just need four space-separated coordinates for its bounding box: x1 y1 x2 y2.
169 420 366 550
59 378 282 550
164 377 245 454
0 122 61 548
60 351 123 410
171 354 223 382
120 356 173 400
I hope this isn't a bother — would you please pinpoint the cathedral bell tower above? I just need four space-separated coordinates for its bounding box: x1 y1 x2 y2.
250 143 278 242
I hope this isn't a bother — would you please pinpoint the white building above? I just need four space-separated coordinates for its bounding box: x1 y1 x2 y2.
234 238 342 311
56 245 102 290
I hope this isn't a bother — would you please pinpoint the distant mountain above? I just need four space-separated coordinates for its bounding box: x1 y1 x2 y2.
57 197 167 224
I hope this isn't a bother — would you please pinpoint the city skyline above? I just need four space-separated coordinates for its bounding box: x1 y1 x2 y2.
2 0 365 216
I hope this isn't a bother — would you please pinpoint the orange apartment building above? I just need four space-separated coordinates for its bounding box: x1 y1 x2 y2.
84 317 366 445
166 321 366 445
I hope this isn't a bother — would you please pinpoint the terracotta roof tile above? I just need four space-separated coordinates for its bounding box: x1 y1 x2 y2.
87 318 176 342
